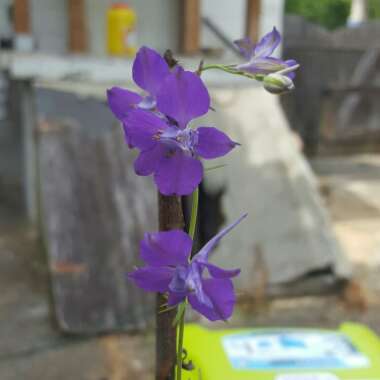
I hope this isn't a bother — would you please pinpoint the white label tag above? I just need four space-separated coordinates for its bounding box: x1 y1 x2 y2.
275 374 339 380
222 330 369 370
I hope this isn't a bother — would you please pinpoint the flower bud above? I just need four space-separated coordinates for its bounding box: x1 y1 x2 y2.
263 73 295 95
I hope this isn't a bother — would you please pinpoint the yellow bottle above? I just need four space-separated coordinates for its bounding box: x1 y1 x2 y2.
107 3 137 57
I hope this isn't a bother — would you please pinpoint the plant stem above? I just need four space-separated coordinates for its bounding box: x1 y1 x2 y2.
189 186 199 241
201 64 263 81
176 186 199 380
176 311 185 380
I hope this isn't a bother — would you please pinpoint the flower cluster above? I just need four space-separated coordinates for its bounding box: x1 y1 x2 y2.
107 27 298 323
129 214 247 321
108 47 238 196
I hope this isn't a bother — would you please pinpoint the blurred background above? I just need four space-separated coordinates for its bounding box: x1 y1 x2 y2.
1 0 380 379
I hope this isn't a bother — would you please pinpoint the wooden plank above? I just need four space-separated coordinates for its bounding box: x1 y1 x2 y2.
180 0 200 55
337 48 380 128
38 119 156 333
67 0 87 53
13 0 30 34
246 0 261 43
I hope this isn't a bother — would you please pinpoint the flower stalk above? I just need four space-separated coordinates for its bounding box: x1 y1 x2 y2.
201 64 265 81
176 186 199 380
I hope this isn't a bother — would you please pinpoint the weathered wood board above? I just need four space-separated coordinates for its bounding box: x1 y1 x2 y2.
282 16 380 155
38 117 156 334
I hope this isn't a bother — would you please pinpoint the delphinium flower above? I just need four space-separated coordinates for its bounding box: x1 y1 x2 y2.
233 27 298 79
107 46 170 120
129 214 247 321
107 51 239 196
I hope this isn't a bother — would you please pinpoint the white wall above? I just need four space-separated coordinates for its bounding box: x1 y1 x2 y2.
31 0 67 53
260 0 285 46
201 0 246 48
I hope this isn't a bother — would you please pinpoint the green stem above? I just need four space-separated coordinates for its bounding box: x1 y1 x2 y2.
176 187 199 380
201 64 237 75
201 64 264 82
176 312 185 380
188 186 199 241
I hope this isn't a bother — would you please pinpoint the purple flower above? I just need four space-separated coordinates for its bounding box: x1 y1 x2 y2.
123 67 238 195
107 46 170 120
234 27 298 79
129 214 247 321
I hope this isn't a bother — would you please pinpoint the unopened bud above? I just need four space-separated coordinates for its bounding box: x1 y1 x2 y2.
263 73 295 95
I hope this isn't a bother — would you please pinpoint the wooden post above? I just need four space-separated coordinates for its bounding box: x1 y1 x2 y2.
156 195 184 380
246 0 261 43
67 0 87 53
13 0 31 34
155 51 185 380
180 0 200 55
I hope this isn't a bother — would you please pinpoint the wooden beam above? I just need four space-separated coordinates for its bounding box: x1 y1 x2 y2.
181 0 200 55
67 0 87 53
246 0 261 43
13 0 31 34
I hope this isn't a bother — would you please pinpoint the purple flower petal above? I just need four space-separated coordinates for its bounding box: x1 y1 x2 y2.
154 149 203 195
234 37 255 60
107 87 142 120
285 59 299 79
195 127 238 159
128 266 174 292
134 144 166 176
157 67 210 128
254 27 281 58
123 109 167 150
188 278 236 321
138 95 156 110
140 230 192 267
201 262 240 279
188 262 213 308
132 46 170 96
168 291 188 306
237 57 289 75
169 266 190 292
196 214 247 262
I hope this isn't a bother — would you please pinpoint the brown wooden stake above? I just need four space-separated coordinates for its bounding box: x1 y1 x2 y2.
156 51 185 380
156 195 184 380
67 0 88 53
246 0 261 43
14 0 31 34
180 0 200 55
